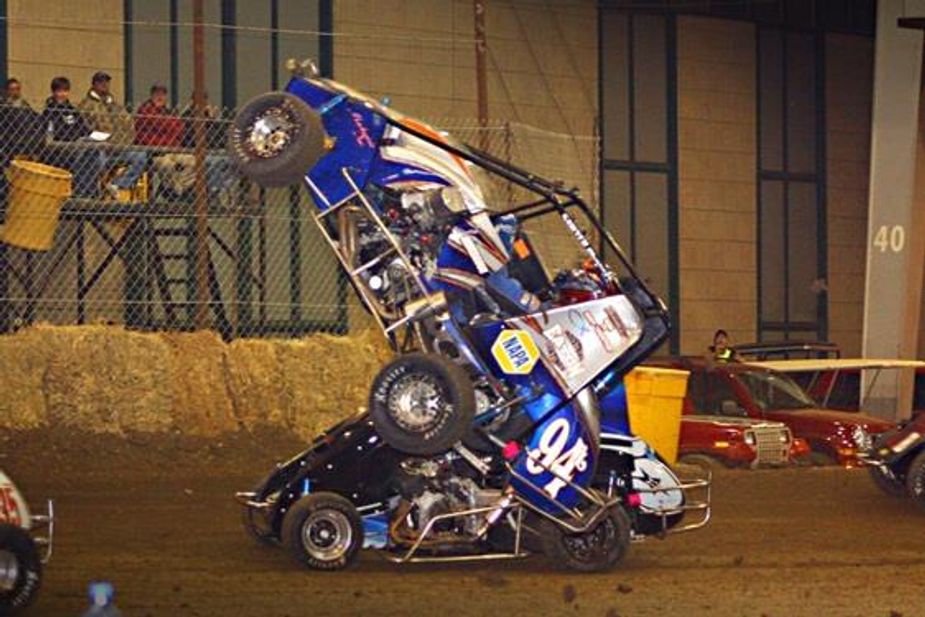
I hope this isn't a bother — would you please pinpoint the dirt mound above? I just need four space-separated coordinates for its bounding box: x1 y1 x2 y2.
0 324 391 438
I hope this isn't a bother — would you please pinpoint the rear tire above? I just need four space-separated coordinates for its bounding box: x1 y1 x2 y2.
369 353 475 456
867 465 907 498
228 91 326 187
281 493 363 570
905 450 925 513
0 524 42 614
540 506 631 573
677 454 721 471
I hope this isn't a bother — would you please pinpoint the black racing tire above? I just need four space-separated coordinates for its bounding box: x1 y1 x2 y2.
0 524 42 614
228 91 326 187
281 493 363 571
808 450 838 467
867 465 907 498
677 454 722 471
540 506 631 573
369 353 475 456
905 449 925 513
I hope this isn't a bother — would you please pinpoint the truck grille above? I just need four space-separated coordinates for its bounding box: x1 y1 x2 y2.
747 425 789 466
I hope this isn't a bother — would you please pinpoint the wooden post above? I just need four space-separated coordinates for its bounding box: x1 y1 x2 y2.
192 0 210 330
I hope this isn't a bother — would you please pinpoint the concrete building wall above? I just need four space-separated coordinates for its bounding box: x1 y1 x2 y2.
332 0 599 277
825 34 874 357
332 0 597 136
7 0 125 105
676 16 757 354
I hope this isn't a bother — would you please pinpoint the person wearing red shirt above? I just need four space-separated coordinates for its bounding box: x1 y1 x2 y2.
134 83 183 147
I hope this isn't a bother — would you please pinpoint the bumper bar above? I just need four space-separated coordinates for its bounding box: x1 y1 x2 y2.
29 499 54 563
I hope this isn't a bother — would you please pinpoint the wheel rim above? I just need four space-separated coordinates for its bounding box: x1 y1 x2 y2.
301 510 353 562
246 106 296 159
0 549 19 593
386 374 451 434
562 516 617 562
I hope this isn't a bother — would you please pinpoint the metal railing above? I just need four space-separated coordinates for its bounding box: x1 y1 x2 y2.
0 102 598 340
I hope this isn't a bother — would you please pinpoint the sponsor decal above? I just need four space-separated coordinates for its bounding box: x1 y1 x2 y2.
351 112 376 148
526 418 589 499
567 304 631 353
543 324 584 377
492 329 539 375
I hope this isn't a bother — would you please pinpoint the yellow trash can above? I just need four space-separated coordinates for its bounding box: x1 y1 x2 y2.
624 367 690 465
1 160 72 251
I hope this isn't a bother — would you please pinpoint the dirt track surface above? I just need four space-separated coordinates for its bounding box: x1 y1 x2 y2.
6 429 925 617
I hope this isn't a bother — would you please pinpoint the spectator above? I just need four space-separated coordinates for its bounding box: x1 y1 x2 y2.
40 76 96 194
0 78 42 165
42 77 90 142
2 78 32 110
180 91 226 149
709 329 739 363
135 83 183 147
136 83 196 196
180 92 234 198
78 71 148 197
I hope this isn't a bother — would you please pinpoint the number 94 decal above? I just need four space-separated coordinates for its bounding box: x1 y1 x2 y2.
526 418 590 499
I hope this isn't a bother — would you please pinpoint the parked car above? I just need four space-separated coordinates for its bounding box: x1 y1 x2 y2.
679 413 807 469
860 413 925 511
761 358 925 420
0 470 53 613
648 357 894 466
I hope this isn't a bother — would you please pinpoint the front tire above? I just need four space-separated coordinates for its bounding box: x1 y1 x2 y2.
0 525 42 614
540 506 631 573
369 353 475 456
905 449 925 513
228 91 326 187
281 493 363 570
867 465 907 498
677 454 722 471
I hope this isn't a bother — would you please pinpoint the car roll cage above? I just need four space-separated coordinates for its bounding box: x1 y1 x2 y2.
306 103 669 352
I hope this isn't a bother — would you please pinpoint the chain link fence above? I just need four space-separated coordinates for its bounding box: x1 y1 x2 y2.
0 100 598 340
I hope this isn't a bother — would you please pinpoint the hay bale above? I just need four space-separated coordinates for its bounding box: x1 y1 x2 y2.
0 327 49 429
162 331 238 435
225 338 289 431
42 325 174 433
0 323 393 438
276 330 392 439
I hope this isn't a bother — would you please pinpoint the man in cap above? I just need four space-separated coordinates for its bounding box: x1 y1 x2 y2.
79 71 148 197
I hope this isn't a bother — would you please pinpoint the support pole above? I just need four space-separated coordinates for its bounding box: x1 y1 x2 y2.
861 0 925 419
474 0 489 151
192 0 210 330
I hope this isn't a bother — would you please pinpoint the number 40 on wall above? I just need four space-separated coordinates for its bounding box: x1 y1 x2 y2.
873 225 905 253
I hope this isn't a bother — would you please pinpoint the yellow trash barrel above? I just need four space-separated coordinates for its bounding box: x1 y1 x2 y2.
1 160 72 251
624 367 690 465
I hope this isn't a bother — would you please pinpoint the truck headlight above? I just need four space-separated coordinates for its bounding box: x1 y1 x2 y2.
852 426 872 451
744 431 756 446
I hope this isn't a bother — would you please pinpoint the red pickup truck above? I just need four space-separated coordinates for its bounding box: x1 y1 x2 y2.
649 357 894 466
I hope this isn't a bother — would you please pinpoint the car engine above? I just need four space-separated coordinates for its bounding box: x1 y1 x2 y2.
390 455 502 546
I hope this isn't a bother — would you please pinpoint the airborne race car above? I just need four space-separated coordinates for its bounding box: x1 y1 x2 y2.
232 60 709 572
0 470 53 613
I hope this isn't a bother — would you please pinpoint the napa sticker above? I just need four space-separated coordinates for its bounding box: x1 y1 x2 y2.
492 329 539 375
